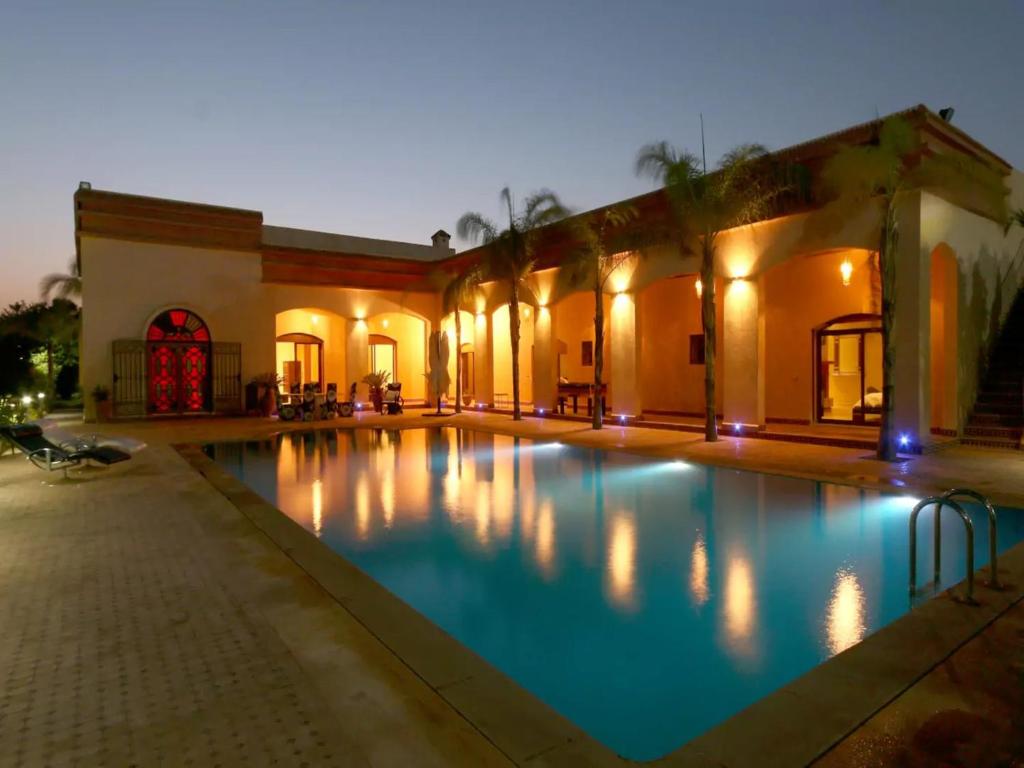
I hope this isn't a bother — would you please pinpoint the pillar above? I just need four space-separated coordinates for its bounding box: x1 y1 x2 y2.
893 191 931 447
532 305 557 412
473 311 493 407
723 276 765 429
345 317 369 403
610 292 642 416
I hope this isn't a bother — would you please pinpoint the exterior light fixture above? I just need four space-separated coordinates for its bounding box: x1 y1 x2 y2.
382 319 389 329
733 423 742 434
695 278 703 299
311 314 319 324
619 414 626 424
538 408 545 415
21 395 32 405
37 392 45 399
524 307 531 317
898 433 910 449
840 259 853 287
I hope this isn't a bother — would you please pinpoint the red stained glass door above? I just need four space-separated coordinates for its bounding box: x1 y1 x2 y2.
147 343 211 414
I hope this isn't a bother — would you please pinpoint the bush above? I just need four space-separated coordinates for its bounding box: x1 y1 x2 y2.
55 363 79 400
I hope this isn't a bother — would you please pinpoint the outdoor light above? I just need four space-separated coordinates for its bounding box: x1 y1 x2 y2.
382 319 389 329
21 395 32 405
840 258 853 287
695 278 703 298
37 392 45 399
356 402 363 410
538 408 545 415
619 414 626 424
524 307 531 317
311 314 319 324
898 433 910 449
733 423 742 434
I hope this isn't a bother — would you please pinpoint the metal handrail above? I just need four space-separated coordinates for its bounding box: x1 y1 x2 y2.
941 488 999 588
909 496 974 602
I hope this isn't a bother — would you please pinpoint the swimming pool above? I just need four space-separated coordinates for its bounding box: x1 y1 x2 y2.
205 427 1024 761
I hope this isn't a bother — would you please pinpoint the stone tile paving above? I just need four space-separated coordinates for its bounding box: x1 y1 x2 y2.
0 436 510 767
3 412 1024 767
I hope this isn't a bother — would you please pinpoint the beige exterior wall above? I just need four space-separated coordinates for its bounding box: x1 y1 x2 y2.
80 236 438 419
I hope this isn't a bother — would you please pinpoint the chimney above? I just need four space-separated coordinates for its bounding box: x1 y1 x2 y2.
431 229 451 250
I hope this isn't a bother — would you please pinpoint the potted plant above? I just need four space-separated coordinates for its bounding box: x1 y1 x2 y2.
92 385 112 422
362 370 390 413
250 372 283 417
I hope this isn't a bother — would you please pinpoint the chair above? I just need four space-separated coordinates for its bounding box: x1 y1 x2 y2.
0 424 131 477
383 383 404 415
336 382 356 417
276 390 297 421
301 383 317 421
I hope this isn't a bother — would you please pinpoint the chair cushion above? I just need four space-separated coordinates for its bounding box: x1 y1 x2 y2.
5 424 44 439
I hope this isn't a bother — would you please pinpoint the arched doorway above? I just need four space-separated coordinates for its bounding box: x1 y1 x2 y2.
368 334 397 383
276 332 324 391
146 308 213 414
815 314 882 424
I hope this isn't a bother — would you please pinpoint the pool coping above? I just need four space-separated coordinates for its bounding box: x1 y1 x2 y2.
176 431 1024 768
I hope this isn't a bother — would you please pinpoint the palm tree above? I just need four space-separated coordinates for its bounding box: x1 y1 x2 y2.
40 256 81 302
636 142 786 441
558 205 639 429
441 263 483 413
821 116 1008 460
457 188 570 420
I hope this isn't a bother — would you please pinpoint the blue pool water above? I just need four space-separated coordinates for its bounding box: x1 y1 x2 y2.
205 428 1024 761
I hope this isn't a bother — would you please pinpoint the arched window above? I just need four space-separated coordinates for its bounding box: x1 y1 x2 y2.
276 332 324 392
146 309 212 414
368 334 397 383
816 314 882 425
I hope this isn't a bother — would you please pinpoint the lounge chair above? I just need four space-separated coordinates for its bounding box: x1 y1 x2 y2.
383 383 404 415
0 424 131 477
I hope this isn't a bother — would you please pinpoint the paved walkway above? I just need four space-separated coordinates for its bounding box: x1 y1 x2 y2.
1 412 1023 766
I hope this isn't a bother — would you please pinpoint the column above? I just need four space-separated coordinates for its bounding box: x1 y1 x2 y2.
893 191 931 447
610 292 642 417
345 317 369 404
473 311 493 407
723 276 765 430
532 305 556 412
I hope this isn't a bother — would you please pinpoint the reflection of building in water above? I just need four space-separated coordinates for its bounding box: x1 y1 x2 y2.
356 472 370 540
723 553 757 660
311 479 323 538
689 532 709 606
606 511 637 611
535 499 556 579
826 568 866 655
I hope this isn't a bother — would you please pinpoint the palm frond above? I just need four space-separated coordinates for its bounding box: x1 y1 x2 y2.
456 212 498 244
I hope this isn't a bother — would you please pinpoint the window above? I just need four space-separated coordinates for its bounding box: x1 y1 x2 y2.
689 334 705 365
581 341 593 366
368 334 397 383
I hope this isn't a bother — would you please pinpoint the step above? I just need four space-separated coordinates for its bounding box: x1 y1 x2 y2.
961 437 1021 450
963 423 1022 438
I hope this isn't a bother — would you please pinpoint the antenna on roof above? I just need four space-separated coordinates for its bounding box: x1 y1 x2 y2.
699 113 707 175
938 107 955 123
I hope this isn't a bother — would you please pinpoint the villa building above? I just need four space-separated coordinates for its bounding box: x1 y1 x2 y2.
76 105 1024 449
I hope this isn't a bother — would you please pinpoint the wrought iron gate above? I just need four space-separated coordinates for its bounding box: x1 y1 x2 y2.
212 342 242 414
112 339 146 417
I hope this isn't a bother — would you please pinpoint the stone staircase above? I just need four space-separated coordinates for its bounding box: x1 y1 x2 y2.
963 291 1024 449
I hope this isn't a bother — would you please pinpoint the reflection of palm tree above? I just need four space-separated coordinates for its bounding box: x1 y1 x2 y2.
457 188 570 420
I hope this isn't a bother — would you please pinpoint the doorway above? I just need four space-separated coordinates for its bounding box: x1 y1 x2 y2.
146 309 212 414
815 315 882 424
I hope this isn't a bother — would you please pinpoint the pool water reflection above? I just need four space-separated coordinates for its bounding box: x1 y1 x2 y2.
206 427 1024 761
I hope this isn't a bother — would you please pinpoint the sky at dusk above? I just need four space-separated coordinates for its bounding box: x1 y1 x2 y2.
2 0 1022 308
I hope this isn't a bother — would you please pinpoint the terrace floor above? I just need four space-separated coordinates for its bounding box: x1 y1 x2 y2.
1 411 1022 766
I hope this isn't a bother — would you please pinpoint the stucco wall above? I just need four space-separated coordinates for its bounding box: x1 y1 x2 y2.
920 173 1024 430
639 275 724 416
80 236 438 418
762 249 875 423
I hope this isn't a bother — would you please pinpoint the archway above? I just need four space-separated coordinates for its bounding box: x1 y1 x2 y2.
275 308 346 393
146 308 212 414
491 303 534 407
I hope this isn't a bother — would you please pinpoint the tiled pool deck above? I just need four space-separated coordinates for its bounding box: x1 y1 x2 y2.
1 412 1022 766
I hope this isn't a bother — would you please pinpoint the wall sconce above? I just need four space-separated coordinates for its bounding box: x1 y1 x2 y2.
695 278 703 299
840 258 853 287
310 314 319 325
382 318 389 329
523 307 531 318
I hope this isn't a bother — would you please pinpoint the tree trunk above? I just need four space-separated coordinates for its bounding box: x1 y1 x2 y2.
877 203 899 460
701 242 718 442
510 283 522 421
593 278 604 430
454 309 462 413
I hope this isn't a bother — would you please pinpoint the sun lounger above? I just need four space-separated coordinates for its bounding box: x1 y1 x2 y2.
0 424 132 476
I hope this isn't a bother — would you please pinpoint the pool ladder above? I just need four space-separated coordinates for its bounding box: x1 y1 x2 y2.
909 488 999 603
